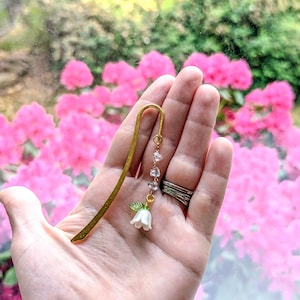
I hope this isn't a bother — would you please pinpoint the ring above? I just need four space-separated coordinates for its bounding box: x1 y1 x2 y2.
161 179 194 207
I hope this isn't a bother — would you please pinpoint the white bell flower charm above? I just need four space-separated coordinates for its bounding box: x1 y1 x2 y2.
130 207 152 231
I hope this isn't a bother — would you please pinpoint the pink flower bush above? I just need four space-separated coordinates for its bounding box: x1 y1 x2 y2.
60 60 94 90
4 149 81 225
184 52 252 90
233 81 295 140
0 51 299 300
49 112 117 175
215 137 300 298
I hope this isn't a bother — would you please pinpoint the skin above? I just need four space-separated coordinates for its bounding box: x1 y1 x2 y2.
0 67 233 300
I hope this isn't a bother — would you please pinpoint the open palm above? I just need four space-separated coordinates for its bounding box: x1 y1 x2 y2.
0 67 232 300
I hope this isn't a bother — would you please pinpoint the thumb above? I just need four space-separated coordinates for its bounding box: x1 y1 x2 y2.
0 186 47 237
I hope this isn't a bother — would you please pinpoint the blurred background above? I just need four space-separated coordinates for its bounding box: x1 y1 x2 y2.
0 0 299 119
0 1 300 299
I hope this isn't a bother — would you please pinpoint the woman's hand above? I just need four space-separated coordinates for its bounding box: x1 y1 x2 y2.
0 67 233 300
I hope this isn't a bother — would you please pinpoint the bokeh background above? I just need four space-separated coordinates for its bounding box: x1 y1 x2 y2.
1 1 300 299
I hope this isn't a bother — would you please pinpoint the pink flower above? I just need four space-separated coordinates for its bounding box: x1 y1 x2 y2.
185 53 251 89
55 92 105 118
55 94 80 118
12 102 55 148
110 84 138 107
183 52 209 71
184 52 231 87
102 61 146 90
228 59 253 90
285 145 300 178
245 88 267 106
275 125 300 149
264 108 292 137
78 92 105 117
233 106 265 138
102 61 130 84
0 205 12 246
0 115 21 167
93 85 111 105
233 81 295 140
263 81 295 111
4 148 80 225
60 60 94 90
4 150 79 205
138 51 176 81
51 112 116 175
204 53 230 88
0 284 21 300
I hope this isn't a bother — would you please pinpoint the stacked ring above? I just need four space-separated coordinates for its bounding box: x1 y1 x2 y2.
161 179 194 207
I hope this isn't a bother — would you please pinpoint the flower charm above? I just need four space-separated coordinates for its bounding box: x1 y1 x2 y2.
130 207 152 231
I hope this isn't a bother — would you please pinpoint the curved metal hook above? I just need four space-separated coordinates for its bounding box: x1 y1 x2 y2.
71 104 164 242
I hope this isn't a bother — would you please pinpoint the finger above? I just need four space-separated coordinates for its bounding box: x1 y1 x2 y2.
187 137 233 241
163 84 220 191
140 66 204 180
0 186 47 244
104 74 175 174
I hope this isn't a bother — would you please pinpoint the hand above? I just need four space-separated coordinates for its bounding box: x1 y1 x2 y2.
0 67 233 300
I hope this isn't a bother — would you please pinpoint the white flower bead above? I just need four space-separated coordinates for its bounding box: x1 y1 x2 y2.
130 208 152 231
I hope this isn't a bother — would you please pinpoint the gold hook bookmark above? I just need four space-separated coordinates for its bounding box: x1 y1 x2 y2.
71 104 164 243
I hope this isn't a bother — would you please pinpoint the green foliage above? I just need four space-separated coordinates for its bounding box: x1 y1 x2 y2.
143 0 300 100
3 267 17 286
17 0 299 100
0 0 48 51
42 0 146 75
0 249 11 263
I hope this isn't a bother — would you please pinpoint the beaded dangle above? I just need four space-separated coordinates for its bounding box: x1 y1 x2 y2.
129 135 163 231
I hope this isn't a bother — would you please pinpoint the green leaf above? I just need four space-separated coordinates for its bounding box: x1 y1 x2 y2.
3 267 18 286
219 89 232 101
129 201 144 212
0 249 11 263
233 90 245 106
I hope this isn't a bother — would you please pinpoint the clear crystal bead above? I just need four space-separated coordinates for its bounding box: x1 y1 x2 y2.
148 181 159 191
153 151 162 162
150 167 160 178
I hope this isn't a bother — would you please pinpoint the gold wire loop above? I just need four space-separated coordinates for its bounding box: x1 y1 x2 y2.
153 134 163 146
71 103 164 243
146 194 155 203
